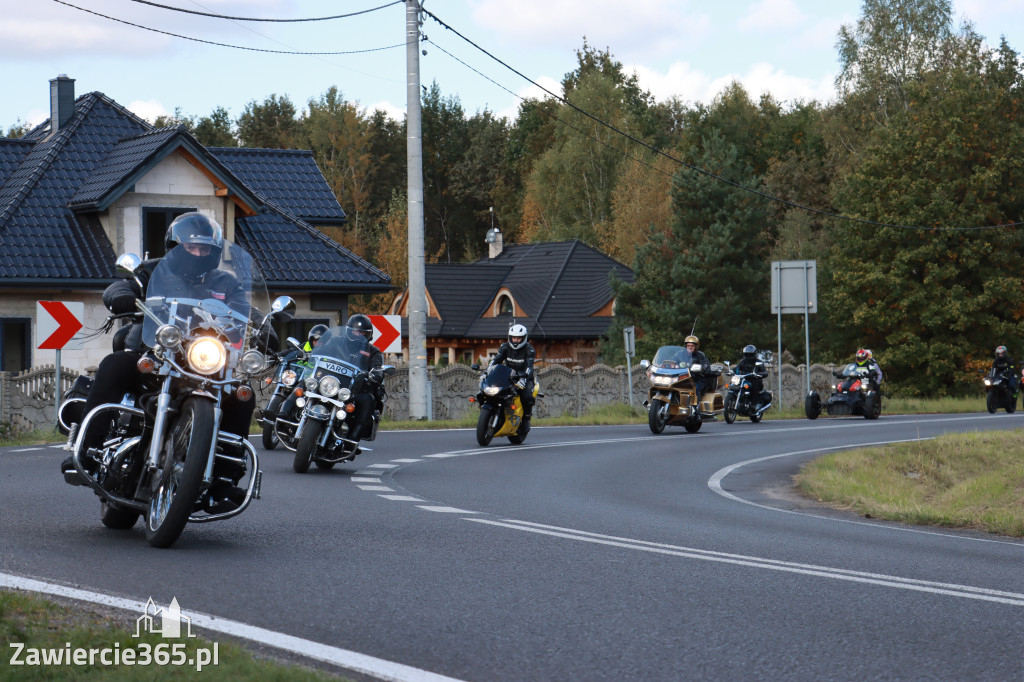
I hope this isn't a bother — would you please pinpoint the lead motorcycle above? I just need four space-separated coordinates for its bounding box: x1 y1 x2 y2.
984 367 1018 414
62 242 293 547
287 326 395 473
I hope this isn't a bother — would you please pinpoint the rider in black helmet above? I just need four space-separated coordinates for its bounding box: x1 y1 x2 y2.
342 314 383 453
735 344 768 405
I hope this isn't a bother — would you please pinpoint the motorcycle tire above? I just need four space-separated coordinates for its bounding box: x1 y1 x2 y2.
315 460 336 470
476 407 500 446
749 409 762 424
293 422 323 474
684 419 702 433
805 393 821 420
648 400 667 434
145 398 213 548
100 499 140 530
723 393 738 424
1007 393 1017 414
864 394 881 420
262 395 283 450
508 420 529 444
986 391 997 414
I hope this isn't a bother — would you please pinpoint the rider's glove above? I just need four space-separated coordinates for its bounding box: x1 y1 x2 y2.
369 367 384 383
515 378 526 390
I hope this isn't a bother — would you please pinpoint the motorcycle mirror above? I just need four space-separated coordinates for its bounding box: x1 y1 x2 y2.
269 296 296 322
639 360 650 369
115 253 143 279
286 337 302 351
381 365 397 377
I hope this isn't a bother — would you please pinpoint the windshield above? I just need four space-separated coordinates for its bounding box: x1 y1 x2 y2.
652 345 692 370
308 325 373 373
840 363 870 377
483 363 514 388
141 239 270 352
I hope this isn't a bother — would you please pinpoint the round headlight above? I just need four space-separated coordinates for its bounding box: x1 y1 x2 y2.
730 375 741 386
240 350 265 374
282 369 298 386
319 375 341 397
305 377 319 391
155 324 182 349
187 337 226 375
337 387 352 401
484 385 501 396
295 396 307 408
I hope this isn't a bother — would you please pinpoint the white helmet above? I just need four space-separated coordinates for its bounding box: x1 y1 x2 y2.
508 324 528 350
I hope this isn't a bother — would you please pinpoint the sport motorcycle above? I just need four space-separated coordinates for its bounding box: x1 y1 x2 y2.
471 363 541 446
984 367 1017 414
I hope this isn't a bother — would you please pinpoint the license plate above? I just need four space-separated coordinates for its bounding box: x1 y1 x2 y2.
319 361 352 375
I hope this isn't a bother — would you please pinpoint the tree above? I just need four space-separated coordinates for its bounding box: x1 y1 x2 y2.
192 107 236 147
237 94 298 149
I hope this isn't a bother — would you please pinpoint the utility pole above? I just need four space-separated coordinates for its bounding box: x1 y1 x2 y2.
406 0 429 419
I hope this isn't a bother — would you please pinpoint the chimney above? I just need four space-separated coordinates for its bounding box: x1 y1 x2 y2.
485 227 503 259
49 75 75 133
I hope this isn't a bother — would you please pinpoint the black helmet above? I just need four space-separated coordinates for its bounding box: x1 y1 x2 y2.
163 212 223 280
345 314 373 342
308 324 328 346
742 344 757 360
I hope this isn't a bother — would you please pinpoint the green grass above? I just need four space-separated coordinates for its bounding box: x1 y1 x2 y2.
0 590 348 680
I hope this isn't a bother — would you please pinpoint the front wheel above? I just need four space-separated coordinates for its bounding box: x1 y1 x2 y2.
723 393 738 424
864 394 882 420
986 390 998 414
648 400 667 434
293 421 324 474
476 407 500 446
145 398 213 548
805 392 821 420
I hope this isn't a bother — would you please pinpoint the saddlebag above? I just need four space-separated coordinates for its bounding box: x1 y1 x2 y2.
57 375 94 434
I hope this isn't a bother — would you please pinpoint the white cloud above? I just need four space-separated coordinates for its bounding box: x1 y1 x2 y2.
633 60 836 106
738 0 806 33
127 100 170 124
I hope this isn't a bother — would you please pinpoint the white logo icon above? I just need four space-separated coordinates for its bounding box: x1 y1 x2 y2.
134 597 196 639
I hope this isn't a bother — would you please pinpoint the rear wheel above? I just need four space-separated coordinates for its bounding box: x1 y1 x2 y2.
723 393 738 424
293 421 323 473
805 393 821 420
477 407 500 446
648 400 667 434
749 409 762 424
1007 391 1017 414
684 419 702 433
145 398 212 548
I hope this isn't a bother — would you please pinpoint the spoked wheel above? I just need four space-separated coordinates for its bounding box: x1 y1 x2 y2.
723 393 738 424
476 407 501 446
145 398 213 548
293 422 323 473
100 499 140 530
261 395 283 450
648 400 667 434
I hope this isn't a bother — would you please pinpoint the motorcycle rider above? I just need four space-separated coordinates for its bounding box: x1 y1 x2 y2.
734 344 768 405
337 314 383 453
266 324 326 423
992 345 1018 393
852 348 884 388
680 335 712 399
61 213 270 475
488 323 536 427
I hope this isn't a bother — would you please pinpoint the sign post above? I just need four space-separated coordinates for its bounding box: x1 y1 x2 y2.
623 326 636 407
36 301 85 418
770 262 817 399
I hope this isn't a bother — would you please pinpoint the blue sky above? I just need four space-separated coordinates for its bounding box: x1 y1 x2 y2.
2 0 1022 130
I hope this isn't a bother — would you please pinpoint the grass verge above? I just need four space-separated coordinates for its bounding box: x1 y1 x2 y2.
0 589 347 680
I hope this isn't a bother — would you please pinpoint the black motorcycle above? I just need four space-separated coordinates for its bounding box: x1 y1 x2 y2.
288 327 394 473
62 243 294 547
471 363 540 446
984 367 1018 414
805 363 881 420
723 370 772 424
255 353 309 450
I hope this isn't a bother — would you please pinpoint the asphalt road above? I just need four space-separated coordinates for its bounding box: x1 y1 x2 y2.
3 413 1024 681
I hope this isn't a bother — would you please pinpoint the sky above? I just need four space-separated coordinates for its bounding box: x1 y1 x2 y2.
1 0 1023 131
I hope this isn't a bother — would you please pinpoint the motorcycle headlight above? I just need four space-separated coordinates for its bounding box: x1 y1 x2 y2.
187 337 226 375
305 377 319 391
651 374 674 386
282 369 298 386
730 375 741 386
155 324 182 349
319 375 341 397
484 385 501 396
338 387 352 401
984 378 992 386
240 350 265 374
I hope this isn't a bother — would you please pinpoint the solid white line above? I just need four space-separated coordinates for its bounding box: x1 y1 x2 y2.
0 573 465 682
12 447 45 452
466 518 1024 606
417 506 477 514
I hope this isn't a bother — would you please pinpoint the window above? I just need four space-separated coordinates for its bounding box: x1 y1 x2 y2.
274 318 331 350
0 318 31 372
142 207 195 259
496 295 514 316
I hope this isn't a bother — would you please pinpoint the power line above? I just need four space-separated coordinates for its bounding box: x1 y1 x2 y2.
52 0 407 55
421 7 1024 233
126 0 403 22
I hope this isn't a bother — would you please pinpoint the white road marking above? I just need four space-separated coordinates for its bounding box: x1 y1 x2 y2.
13 447 45 452
379 495 425 502
467 518 1024 606
357 485 394 492
350 477 382 483
367 463 399 469
390 459 423 463
417 506 477 514
0 573 465 682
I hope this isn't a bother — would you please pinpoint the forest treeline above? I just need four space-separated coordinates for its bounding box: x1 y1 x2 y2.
7 0 1022 396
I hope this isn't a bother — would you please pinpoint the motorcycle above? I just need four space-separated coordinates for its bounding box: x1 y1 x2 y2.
984 367 1017 414
805 363 882 420
254 352 309 450
62 242 294 547
640 345 726 434
287 327 395 473
471 363 541 446
723 364 773 424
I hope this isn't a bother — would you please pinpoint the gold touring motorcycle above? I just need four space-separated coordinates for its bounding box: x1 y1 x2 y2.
640 345 726 434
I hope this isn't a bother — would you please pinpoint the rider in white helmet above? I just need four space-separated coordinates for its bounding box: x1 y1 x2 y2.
488 323 536 425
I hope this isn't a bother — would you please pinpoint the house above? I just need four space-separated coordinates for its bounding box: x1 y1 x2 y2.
387 230 634 368
0 76 391 375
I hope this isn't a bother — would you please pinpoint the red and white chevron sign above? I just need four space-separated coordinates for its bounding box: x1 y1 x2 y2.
36 301 84 351
367 314 402 353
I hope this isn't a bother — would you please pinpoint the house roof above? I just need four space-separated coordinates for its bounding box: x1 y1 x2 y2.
0 87 387 293
419 240 633 341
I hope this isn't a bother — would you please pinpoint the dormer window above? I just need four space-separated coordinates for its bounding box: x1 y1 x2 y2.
496 294 514 316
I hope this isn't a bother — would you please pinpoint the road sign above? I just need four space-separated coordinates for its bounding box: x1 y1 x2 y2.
37 301 84 351
623 326 635 358
367 314 402 353
771 261 817 314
